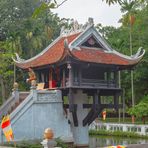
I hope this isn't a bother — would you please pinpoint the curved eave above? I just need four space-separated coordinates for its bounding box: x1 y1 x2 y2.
15 37 65 69
70 47 145 67
112 47 145 66
14 33 80 70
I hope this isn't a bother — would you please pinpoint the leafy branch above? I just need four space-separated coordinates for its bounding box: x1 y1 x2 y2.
32 0 68 18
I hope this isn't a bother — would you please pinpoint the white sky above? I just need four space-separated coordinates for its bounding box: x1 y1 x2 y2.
52 0 122 27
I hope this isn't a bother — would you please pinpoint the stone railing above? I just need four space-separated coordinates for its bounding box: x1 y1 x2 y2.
0 94 15 119
89 122 148 136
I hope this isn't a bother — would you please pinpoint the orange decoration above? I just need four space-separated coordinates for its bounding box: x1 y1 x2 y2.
44 128 54 140
102 110 107 120
26 68 36 83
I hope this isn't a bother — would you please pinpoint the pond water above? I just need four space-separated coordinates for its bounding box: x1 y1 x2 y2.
89 136 148 148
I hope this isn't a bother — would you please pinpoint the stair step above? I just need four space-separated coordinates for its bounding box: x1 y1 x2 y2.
9 92 29 113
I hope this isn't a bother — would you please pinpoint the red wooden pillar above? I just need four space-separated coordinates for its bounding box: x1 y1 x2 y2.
49 67 53 89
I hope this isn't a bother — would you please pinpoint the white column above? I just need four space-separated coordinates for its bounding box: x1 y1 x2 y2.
69 90 89 146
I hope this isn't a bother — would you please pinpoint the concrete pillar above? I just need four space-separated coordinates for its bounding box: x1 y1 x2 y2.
123 125 127 132
12 82 19 103
106 124 110 130
69 90 89 147
13 88 19 103
141 126 145 135
30 81 37 101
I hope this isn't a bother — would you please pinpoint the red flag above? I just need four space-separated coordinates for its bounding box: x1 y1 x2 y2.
102 110 107 120
1 115 14 141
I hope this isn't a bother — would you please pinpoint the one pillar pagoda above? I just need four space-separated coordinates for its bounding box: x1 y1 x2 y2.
14 19 145 147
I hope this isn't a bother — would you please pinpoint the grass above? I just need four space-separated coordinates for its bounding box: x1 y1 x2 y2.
89 129 148 139
1 141 42 148
97 117 148 124
0 138 68 148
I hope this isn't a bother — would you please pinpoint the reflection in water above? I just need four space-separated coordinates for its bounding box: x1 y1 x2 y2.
89 136 148 148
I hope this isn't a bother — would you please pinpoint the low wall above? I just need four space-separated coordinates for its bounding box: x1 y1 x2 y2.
89 122 148 135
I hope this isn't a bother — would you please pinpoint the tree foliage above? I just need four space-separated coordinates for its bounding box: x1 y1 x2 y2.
96 3 148 107
0 0 69 103
0 0 147 110
128 95 148 123
103 0 146 5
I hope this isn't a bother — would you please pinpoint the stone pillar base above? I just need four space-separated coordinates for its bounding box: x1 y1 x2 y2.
69 90 89 146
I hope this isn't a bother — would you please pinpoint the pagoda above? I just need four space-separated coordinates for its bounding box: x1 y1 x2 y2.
13 18 145 146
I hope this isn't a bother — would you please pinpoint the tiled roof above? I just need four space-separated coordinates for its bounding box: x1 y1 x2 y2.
15 27 144 69
72 47 130 65
15 33 80 69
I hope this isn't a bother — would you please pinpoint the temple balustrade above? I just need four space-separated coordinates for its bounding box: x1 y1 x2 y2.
73 78 117 88
89 122 148 136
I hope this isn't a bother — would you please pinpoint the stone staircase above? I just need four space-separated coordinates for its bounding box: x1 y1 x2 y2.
0 91 29 119
8 92 29 113
0 89 72 143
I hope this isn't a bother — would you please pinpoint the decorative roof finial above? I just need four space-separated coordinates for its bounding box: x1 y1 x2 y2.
88 17 94 26
64 39 69 49
60 18 94 37
12 53 25 62
72 20 79 31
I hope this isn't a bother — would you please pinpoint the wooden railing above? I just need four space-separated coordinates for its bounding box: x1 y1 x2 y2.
73 78 117 88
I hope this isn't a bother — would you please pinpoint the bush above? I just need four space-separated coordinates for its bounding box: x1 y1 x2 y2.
55 138 68 148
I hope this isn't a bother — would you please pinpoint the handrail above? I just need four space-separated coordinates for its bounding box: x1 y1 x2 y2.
81 78 115 83
0 91 29 120
0 94 15 119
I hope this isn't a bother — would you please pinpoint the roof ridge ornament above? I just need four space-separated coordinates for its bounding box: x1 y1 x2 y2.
64 39 69 49
12 53 25 63
88 17 94 26
131 47 144 58
60 18 94 37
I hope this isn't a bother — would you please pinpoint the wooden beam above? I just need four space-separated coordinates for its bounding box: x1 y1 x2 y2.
72 105 78 127
68 89 78 126
114 71 118 88
83 91 102 126
68 89 74 112
68 63 73 87
88 105 102 125
83 108 94 126
83 104 123 109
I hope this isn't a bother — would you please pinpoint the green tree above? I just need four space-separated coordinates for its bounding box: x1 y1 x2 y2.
128 95 148 124
103 0 146 5
0 0 68 103
0 41 14 103
96 4 148 107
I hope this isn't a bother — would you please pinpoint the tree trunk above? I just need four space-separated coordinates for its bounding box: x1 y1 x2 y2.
0 75 6 103
142 116 145 124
